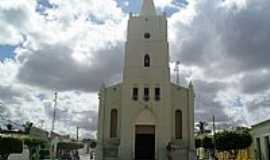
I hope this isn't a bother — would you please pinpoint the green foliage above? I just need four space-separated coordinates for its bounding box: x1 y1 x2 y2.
202 136 214 149
90 141 97 149
6 124 12 131
22 136 47 147
196 121 208 134
0 136 23 154
215 130 252 151
57 142 84 151
39 149 50 159
21 136 47 160
195 138 202 148
23 122 33 134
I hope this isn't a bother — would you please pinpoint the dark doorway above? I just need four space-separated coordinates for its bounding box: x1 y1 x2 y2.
135 126 155 160
265 136 270 160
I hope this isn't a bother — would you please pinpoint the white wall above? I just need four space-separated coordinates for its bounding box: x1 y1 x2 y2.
252 121 270 160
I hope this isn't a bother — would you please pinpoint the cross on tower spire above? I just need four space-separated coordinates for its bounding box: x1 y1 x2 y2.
140 0 157 16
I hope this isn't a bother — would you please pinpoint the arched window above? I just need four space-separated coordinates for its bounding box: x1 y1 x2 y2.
132 87 138 101
144 54 150 67
175 110 182 139
110 109 118 138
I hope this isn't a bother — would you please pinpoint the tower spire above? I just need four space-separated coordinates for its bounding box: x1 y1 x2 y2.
140 0 156 16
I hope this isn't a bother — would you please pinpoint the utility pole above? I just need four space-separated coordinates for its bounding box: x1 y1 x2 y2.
51 92 58 136
174 61 180 85
76 126 79 141
212 115 216 159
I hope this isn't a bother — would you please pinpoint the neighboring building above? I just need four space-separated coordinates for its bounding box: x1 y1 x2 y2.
29 126 49 141
50 131 70 141
0 117 25 133
251 119 270 160
96 0 195 160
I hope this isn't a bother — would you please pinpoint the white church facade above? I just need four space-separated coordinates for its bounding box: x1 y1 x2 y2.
97 0 195 159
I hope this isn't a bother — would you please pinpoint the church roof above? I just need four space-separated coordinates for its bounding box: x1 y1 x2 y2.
140 0 157 16
251 119 270 128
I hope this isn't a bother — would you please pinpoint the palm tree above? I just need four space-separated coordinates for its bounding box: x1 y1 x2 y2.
23 122 33 134
197 121 208 134
6 124 12 131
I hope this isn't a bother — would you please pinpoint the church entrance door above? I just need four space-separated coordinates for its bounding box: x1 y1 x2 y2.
135 125 155 160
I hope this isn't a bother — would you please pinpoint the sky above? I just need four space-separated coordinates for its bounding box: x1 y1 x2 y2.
0 0 270 138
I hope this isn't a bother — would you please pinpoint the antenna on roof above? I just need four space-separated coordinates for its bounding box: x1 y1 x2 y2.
174 61 180 85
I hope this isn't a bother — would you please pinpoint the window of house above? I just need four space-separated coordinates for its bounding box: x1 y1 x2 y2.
132 88 138 101
265 136 270 159
144 54 150 67
175 110 182 139
257 137 262 160
144 88 149 101
155 88 160 101
110 109 118 138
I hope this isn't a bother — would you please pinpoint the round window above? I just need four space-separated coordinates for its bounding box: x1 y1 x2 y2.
144 33 151 39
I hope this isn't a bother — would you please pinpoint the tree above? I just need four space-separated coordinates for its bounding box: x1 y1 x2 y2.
0 136 23 160
6 124 12 131
195 138 202 149
215 130 252 160
23 122 33 134
202 136 215 159
197 121 208 134
22 136 47 160
202 136 214 149
90 141 97 149
57 142 84 151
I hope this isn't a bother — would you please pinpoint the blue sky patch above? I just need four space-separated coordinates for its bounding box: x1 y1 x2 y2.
0 0 188 61
36 0 54 13
232 97 244 108
117 0 187 16
0 45 16 61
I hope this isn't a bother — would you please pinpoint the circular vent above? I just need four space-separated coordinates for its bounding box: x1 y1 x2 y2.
144 33 151 39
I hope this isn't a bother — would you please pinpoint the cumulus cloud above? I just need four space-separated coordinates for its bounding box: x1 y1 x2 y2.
168 0 270 126
1 0 270 137
155 0 174 9
17 42 124 92
0 0 126 138
170 0 270 77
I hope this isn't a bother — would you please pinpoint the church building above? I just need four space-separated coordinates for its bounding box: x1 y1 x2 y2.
97 0 195 159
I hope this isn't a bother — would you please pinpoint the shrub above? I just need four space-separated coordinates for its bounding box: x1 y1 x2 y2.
0 136 23 154
202 136 214 149
195 138 202 148
215 130 252 160
0 136 23 160
57 142 84 151
22 136 47 147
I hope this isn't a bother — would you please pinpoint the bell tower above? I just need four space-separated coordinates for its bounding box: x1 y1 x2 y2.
123 0 170 84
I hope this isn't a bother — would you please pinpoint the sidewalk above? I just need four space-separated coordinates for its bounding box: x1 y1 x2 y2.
80 153 91 160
